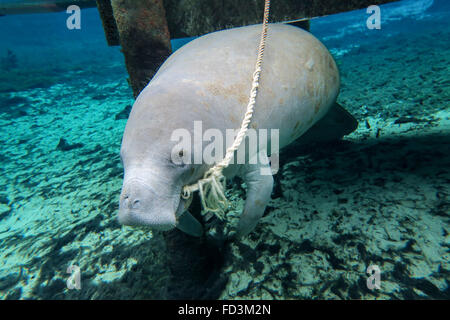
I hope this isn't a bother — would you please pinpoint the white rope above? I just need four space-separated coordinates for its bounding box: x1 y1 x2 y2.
182 0 271 219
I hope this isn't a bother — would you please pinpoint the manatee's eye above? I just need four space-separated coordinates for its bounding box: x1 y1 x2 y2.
177 149 186 167
170 148 188 167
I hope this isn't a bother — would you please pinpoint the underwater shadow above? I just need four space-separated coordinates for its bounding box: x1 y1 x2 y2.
277 132 450 191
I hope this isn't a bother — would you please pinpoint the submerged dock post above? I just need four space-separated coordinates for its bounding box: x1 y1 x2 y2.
95 0 120 46
110 0 172 98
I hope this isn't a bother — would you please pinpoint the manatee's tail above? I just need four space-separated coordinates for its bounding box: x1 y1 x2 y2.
287 19 310 31
295 102 358 146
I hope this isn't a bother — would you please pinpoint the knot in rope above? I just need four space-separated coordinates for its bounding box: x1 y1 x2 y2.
181 0 271 218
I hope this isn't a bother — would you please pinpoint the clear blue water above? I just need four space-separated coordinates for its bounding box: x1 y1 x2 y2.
0 0 448 299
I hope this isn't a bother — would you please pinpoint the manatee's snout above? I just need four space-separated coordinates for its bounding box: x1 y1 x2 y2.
118 179 176 231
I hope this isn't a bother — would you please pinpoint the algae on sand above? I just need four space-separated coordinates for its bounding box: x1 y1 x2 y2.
0 69 58 93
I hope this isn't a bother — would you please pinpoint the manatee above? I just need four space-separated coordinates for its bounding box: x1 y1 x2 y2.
118 24 357 238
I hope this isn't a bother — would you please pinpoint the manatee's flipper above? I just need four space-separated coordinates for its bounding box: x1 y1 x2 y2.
236 153 274 238
176 210 204 237
297 102 358 145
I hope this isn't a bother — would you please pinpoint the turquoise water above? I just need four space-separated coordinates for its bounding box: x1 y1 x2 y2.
0 0 448 299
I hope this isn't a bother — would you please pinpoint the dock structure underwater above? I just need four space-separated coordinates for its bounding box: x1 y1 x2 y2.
0 0 397 97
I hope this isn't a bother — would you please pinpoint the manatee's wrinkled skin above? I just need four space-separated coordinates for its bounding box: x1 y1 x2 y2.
118 24 343 238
